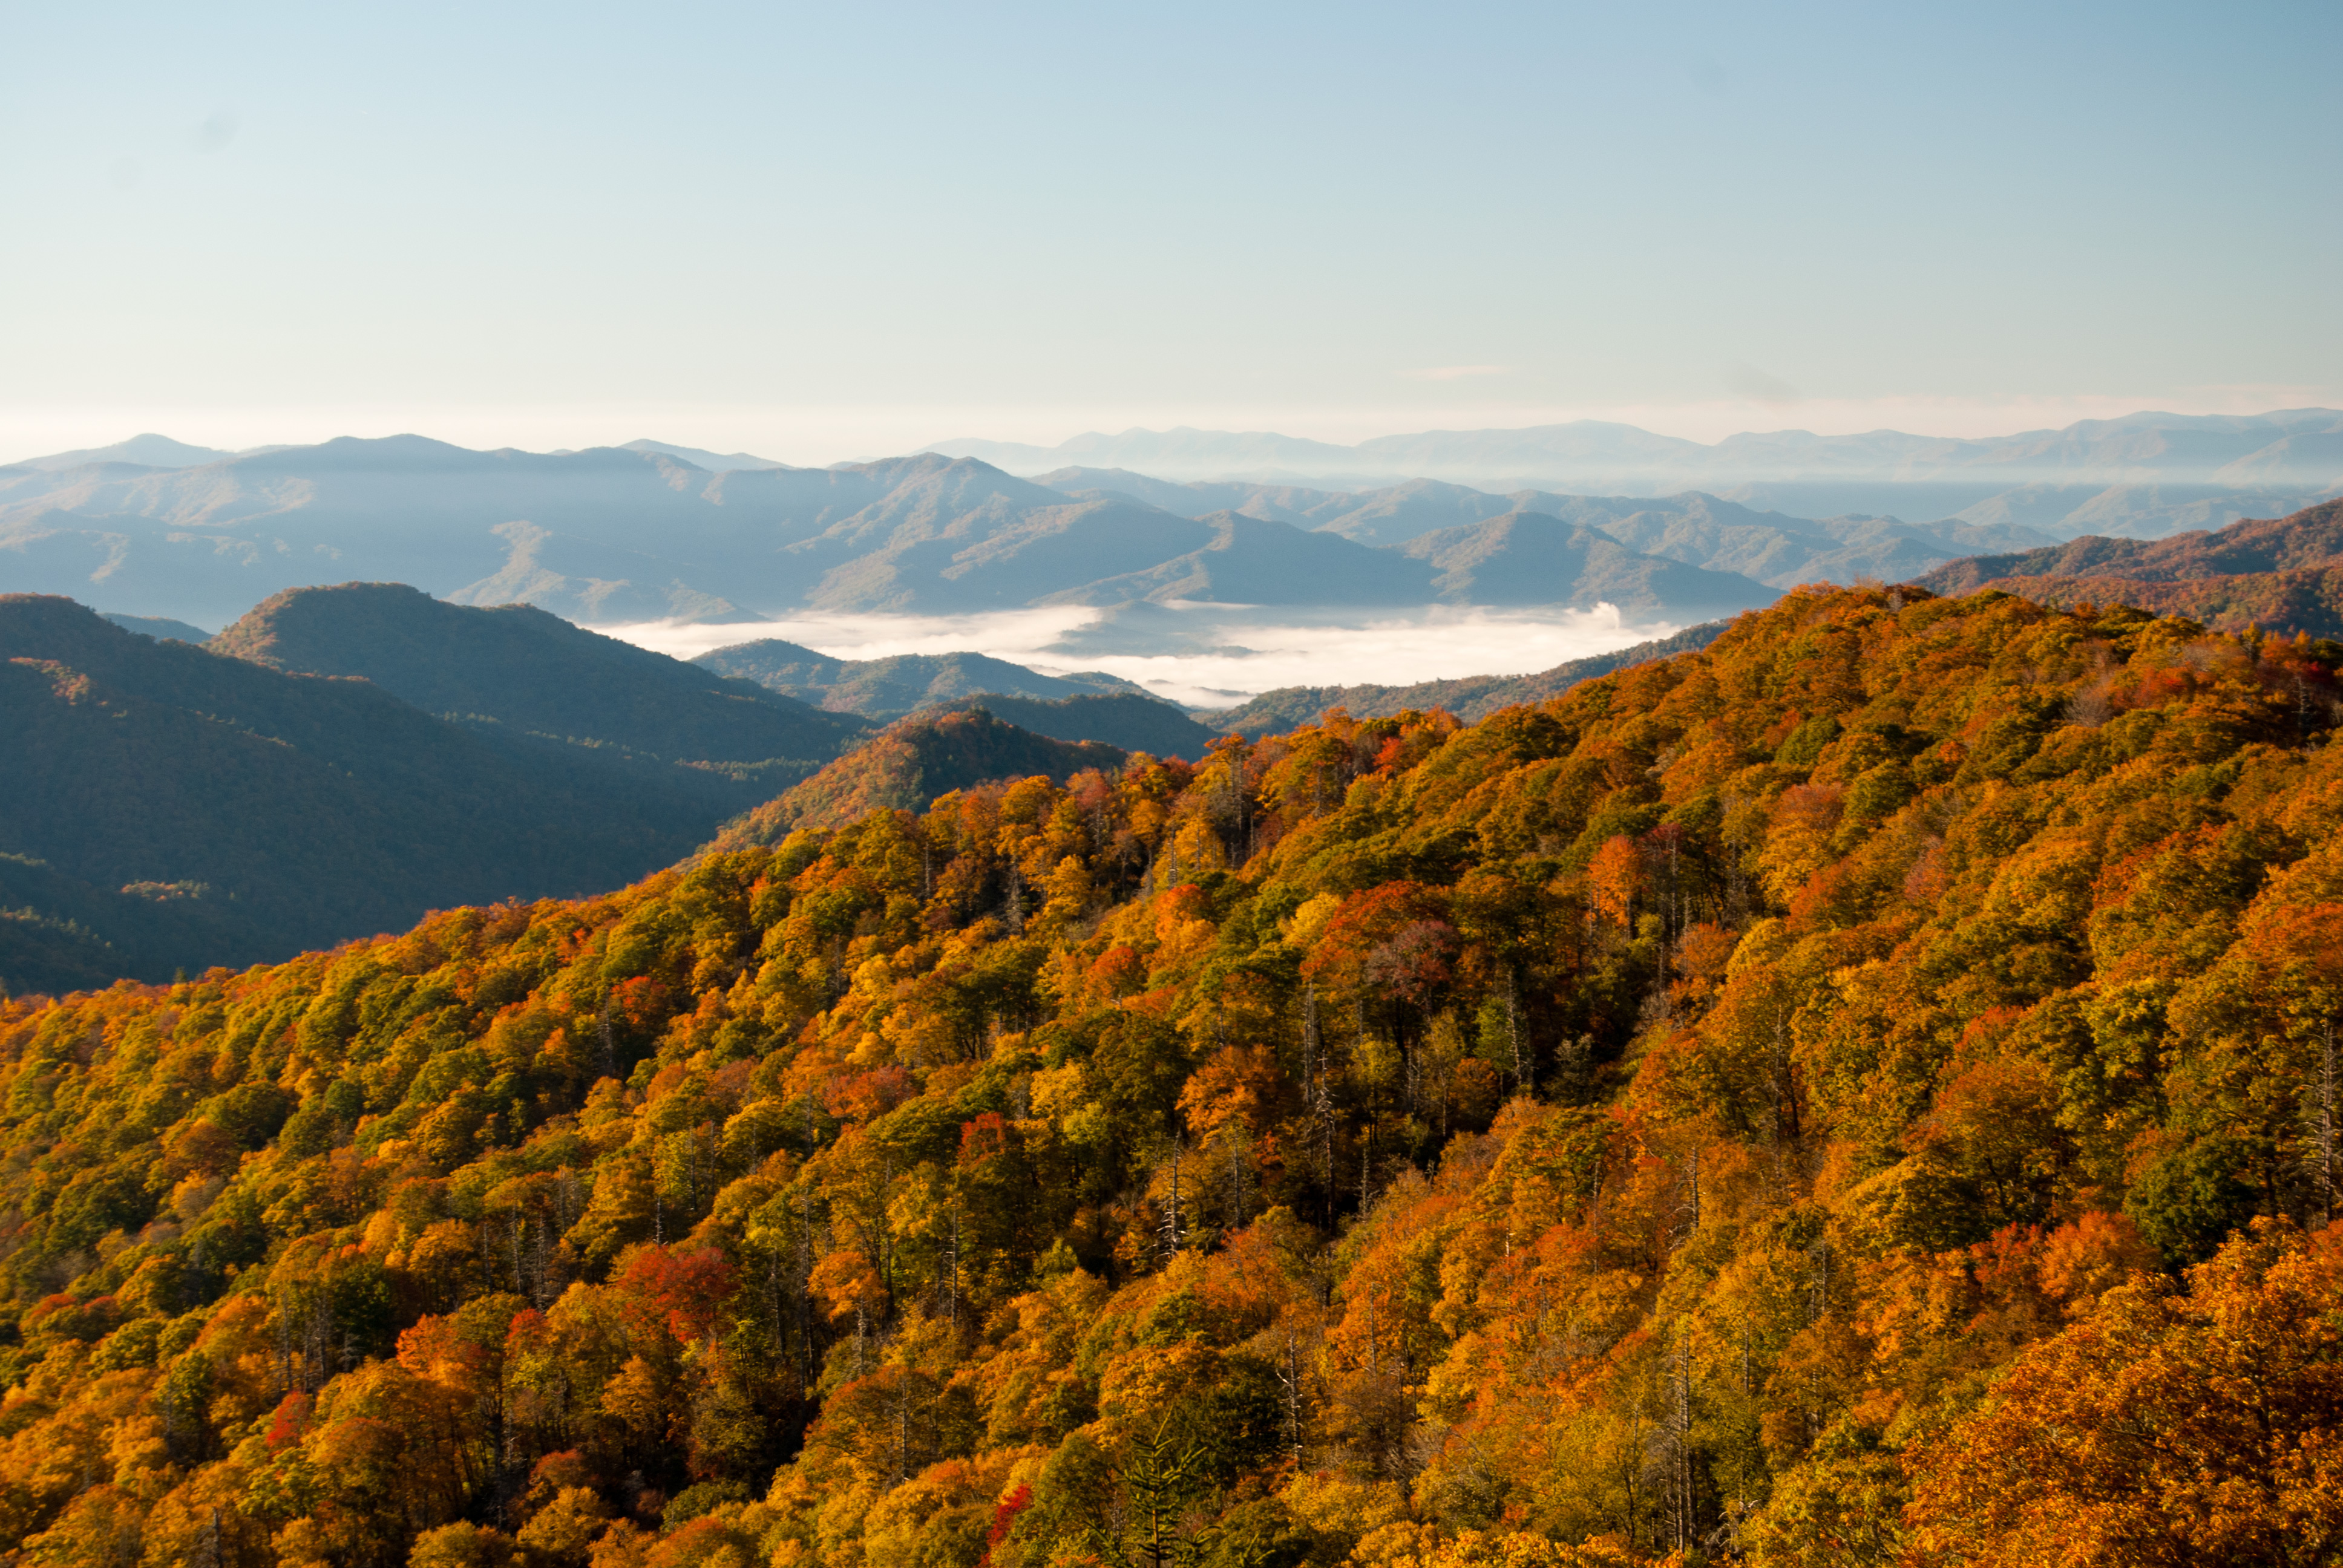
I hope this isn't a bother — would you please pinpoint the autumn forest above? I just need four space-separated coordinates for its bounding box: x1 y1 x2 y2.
5 583 2343 1568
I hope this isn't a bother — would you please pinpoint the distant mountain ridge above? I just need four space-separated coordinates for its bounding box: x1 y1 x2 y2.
942 409 2343 539
0 437 1783 627
1201 620 1732 735
99 612 213 643
1041 471 2054 587
1915 498 2343 639
17 410 2331 633
694 639 1144 717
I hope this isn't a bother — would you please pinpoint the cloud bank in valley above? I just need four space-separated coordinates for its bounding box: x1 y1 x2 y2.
595 603 1675 709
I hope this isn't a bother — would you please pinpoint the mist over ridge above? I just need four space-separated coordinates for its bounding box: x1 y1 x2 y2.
6 408 2334 644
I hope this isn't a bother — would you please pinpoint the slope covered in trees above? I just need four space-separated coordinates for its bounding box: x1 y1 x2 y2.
0 597 777 989
714 708 1131 838
1206 622 1729 737
693 641 1141 720
211 584 867 807
4 584 2343 1566
914 693 1218 759
1919 498 2343 638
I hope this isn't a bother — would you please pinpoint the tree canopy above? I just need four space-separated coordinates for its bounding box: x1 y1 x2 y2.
4 583 2342 1566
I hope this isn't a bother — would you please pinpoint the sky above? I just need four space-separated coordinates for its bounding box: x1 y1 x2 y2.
2 1 2338 465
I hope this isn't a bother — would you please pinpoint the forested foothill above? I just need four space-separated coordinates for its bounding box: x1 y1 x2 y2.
3 583 2342 1566
1919 497 2343 639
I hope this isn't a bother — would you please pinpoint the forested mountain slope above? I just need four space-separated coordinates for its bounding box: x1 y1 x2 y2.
693 641 1140 720
1918 497 2343 638
209 583 866 807
3 586 2342 1565
713 707 1130 840
913 693 1220 758
1205 621 1730 736
0 597 771 988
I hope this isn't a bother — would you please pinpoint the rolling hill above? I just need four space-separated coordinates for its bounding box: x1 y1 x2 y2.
1397 511 1777 613
1202 619 1732 734
0 596 810 988
914 691 1221 757
693 640 1144 717
1916 498 2343 637
207 582 866 806
711 705 1127 838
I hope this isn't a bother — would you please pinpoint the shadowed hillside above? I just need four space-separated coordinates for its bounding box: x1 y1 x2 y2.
916 691 1221 756
694 639 1139 718
209 583 865 805
0 595 783 985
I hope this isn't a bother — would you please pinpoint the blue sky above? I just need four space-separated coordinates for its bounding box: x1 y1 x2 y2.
2 1 2336 461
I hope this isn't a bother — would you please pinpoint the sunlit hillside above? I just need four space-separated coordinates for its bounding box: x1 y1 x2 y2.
3 584 2341 1566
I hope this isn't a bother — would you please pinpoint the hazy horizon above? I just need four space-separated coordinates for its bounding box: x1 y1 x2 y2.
8 398 2341 474
6 3 2336 468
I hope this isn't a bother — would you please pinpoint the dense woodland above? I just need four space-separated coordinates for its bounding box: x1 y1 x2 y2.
4 584 2343 1566
0 598 763 994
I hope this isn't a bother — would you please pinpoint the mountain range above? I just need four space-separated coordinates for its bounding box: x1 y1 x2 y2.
1035 470 2053 587
0 595 761 991
17 410 2337 635
0 583 1250 990
694 639 1141 715
0 437 1779 628
5 578 2337 1568
1917 497 2343 639
937 408 2343 538
1199 620 1734 735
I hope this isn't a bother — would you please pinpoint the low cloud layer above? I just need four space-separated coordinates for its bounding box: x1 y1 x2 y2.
596 603 1675 710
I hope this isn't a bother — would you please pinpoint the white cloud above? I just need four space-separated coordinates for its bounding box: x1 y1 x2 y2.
593 604 1674 710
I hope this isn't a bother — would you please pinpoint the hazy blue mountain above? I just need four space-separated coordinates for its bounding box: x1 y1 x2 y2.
936 426 1367 476
1399 512 1779 615
614 439 796 471
99 612 215 642
2 435 1773 626
1024 511 1437 607
1522 495 2053 588
12 433 236 471
954 409 2343 539
1033 470 2054 587
695 639 1144 718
